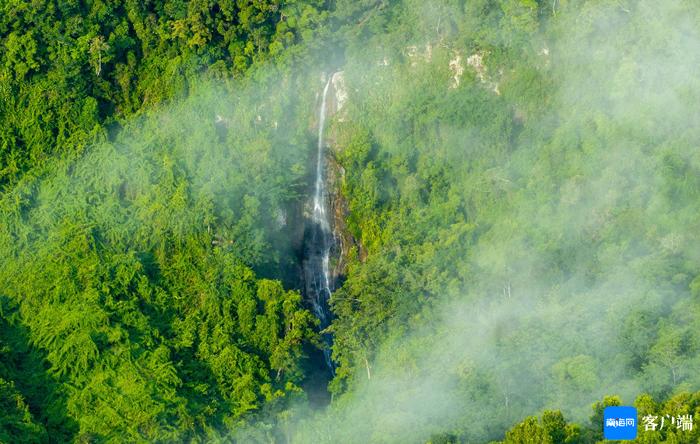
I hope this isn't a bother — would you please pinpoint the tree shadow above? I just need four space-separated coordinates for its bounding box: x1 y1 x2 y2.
0 295 78 442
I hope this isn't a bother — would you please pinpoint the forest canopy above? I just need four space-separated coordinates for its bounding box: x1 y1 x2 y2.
1 0 700 443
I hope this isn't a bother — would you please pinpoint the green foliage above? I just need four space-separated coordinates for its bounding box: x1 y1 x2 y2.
499 392 700 444
0 378 47 444
319 0 700 442
2 0 700 442
0 0 327 188
504 416 553 444
0 76 321 439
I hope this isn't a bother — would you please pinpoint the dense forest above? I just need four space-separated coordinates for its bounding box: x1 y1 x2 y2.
1 0 699 443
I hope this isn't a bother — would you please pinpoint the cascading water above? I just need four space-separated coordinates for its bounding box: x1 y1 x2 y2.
303 75 336 372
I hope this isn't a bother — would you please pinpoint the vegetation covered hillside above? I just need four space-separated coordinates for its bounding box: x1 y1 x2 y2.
1 0 699 443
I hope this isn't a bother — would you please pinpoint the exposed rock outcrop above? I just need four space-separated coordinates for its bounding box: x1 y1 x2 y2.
467 52 501 95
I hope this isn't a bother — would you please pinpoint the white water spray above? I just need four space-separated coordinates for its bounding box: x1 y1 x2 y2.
304 75 336 371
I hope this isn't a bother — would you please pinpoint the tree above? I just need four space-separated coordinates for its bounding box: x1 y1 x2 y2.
88 36 110 76
504 416 553 444
0 378 47 444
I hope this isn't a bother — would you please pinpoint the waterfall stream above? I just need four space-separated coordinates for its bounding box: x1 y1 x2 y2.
304 75 336 372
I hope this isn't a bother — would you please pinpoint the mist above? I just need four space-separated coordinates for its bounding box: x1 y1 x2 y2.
2 0 699 442
277 1 700 442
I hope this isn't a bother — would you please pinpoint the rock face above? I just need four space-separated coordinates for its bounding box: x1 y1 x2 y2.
327 156 363 279
405 43 433 66
301 73 364 287
331 71 348 117
402 43 503 92
467 52 501 95
449 52 464 88
302 72 362 295
325 73 364 274
300 72 363 376
303 76 335 371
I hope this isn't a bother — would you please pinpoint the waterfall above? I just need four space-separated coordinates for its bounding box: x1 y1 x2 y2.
304 75 336 372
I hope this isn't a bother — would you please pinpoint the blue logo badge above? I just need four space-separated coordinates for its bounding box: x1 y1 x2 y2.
604 406 638 440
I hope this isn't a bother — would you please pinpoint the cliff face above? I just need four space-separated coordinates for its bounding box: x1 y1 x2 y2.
327 156 360 282
298 71 363 303
324 72 364 284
